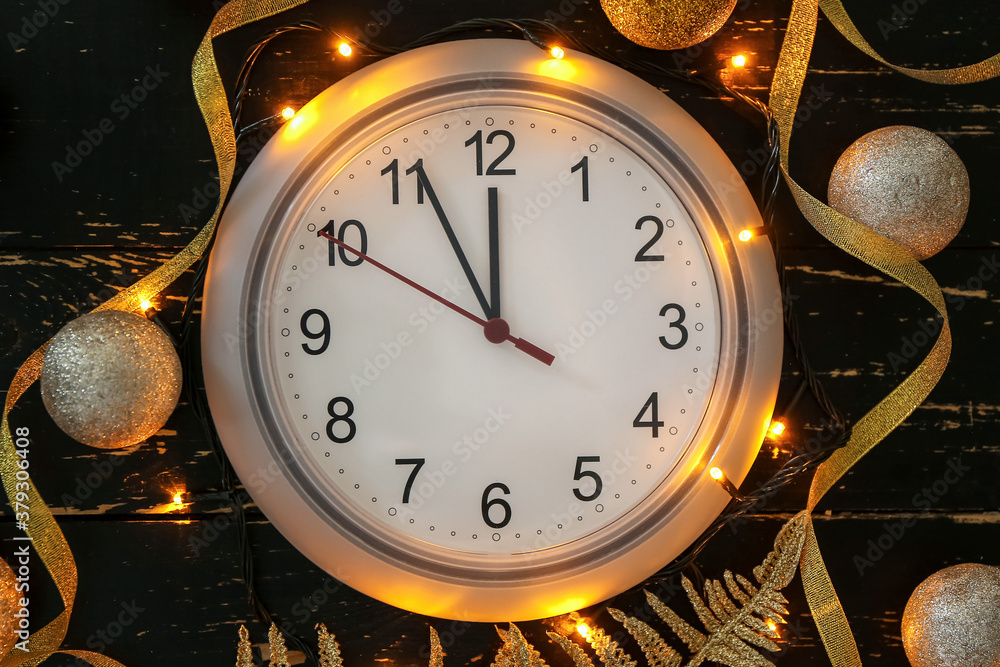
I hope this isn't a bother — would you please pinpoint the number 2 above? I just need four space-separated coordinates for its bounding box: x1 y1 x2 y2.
635 215 665 262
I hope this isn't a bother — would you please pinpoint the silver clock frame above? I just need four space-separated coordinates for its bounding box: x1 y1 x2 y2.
202 39 782 621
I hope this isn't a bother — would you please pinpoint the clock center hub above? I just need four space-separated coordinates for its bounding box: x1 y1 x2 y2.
483 317 511 344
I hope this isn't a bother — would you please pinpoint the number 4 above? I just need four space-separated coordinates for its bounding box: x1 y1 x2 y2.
633 392 664 437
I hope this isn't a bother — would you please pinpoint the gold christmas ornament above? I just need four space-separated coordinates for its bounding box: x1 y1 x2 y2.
902 563 1000 667
0 558 21 658
599 0 737 50
827 125 970 260
40 310 182 449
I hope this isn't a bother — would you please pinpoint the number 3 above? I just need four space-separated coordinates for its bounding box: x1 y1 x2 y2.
658 303 688 349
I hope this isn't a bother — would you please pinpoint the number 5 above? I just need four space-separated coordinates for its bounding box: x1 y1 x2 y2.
573 456 603 502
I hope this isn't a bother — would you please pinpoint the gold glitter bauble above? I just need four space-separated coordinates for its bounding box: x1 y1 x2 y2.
0 558 20 658
40 310 182 449
600 0 737 50
828 125 970 260
902 563 1000 667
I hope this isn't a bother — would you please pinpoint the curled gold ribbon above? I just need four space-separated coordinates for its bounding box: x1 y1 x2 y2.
0 1 310 665
819 0 1000 85
769 0 999 664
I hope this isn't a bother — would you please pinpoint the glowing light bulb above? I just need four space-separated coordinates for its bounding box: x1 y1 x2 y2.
281 106 296 120
140 299 153 312
738 229 753 242
172 492 183 505
550 46 565 60
576 623 591 639
769 420 786 437
766 619 778 633
709 467 723 481
338 42 353 57
731 54 747 68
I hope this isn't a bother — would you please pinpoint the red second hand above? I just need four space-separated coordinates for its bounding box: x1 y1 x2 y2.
318 231 554 366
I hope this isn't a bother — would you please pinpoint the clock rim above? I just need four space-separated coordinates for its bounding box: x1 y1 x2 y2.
202 39 782 621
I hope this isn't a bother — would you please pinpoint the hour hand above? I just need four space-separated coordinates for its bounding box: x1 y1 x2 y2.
407 160 495 319
488 186 500 320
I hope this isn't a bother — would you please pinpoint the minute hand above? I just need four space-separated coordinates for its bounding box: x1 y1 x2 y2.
318 231 554 366
409 160 495 319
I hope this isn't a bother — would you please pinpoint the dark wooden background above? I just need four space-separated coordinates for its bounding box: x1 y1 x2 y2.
1 1 998 665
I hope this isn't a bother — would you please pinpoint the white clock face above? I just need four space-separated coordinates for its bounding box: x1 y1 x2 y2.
260 105 721 554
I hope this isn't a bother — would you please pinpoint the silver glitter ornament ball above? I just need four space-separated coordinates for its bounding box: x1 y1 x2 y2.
40 310 182 449
828 125 969 260
902 563 1000 667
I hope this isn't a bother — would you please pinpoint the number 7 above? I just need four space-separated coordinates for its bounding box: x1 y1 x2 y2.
395 458 426 504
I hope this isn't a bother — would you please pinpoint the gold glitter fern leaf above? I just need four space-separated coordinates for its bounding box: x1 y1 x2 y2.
546 631 596 667
317 623 344 667
494 624 548 667
550 624 637 667
236 625 254 667
640 511 808 667
606 609 681 667
429 626 445 667
268 623 291 667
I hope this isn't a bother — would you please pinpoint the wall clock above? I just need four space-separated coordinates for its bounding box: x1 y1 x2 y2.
201 39 782 622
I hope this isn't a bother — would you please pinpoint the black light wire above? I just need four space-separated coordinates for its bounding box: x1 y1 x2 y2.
169 17 851 662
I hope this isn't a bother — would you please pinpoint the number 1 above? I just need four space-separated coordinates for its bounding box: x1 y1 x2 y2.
571 156 589 201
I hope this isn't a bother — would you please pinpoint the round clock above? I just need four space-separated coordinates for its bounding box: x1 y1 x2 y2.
201 39 782 622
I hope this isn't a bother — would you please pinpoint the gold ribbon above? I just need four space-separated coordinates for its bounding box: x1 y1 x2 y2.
0 1 310 664
769 0 999 664
819 0 1000 85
